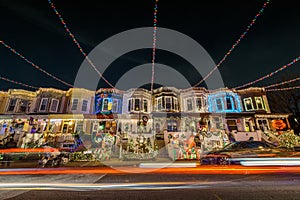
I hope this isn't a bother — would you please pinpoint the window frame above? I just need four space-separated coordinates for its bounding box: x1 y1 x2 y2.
81 99 89 112
50 98 59 112
39 98 48 112
71 98 79 111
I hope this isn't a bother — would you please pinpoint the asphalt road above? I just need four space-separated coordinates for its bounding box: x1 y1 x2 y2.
1 173 300 200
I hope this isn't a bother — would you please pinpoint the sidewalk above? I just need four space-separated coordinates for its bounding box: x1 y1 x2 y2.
0 158 199 168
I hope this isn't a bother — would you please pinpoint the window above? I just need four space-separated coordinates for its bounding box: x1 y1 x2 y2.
174 98 178 110
167 120 178 132
18 100 30 113
143 99 148 112
226 96 233 110
216 98 223 111
157 98 162 110
187 98 193 111
244 98 254 111
81 100 88 112
227 119 238 131
113 99 118 113
102 98 109 111
39 98 48 111
134 99 140 111
50 99 59 112
7 99 17 112
257 119 269 131
165 97 171 109
196 98 202 111
128 99 132 112
71 99 79 111
255 97 264 110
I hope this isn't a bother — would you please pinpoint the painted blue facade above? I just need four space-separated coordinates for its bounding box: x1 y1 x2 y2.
208 92 243 113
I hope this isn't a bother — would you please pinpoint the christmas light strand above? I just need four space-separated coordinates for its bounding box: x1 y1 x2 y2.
234 56 300 90
48 0 114 88
266 85 300 92
0 75 39 89
0 40 73 88
193 0 271 87
265 76 300 89
151 0 159 93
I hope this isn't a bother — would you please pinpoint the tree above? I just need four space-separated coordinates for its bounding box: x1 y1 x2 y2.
267 73 300 134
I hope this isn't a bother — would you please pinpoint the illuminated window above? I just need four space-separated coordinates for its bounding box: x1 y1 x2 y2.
71 99 78 111
243 97 254 111
143 99 148 112
134 99 140 111
50 99 59 112
39 98 48 111
255 97 264 110
81 100 88 112
102 98 109 111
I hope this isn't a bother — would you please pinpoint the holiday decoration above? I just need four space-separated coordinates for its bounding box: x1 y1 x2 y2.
48 0 114 88
151 0 159 93
193 0 271 87
0 76 38 89
0 40 73 87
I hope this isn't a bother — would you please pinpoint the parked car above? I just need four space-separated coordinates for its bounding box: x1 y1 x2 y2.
200 141 299 165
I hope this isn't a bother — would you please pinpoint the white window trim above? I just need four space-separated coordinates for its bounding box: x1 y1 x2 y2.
186 97 193 111
165 97 172 110
143 99 148 112
128 98 133 112
133 98 141 111
255 97 265 110
173 97 178 111
71 98 79 111
157 97 163 111
81 99 89 112
215 98 223 111
39 98 48 112
102 98 110 111
195 97 202 112
50 98 59 112
243 97 254 111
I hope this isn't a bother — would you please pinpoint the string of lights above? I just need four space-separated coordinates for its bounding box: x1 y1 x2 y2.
0 40 73 88
151 0 159 93
48 0 114 88
193 0 271 87
266 85 300 92
234 56 300 89
265 76 300 89
0 75 39 90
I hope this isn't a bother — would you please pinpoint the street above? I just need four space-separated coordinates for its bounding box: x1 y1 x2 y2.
1 165 300 200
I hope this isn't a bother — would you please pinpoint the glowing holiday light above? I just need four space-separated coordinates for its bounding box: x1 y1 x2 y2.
193 0 271 87
151 0 159 93
48 0 114 88
234 56 300 89
0 76 38 89
0 40 73 88
265 77 300 89
266 85 300 92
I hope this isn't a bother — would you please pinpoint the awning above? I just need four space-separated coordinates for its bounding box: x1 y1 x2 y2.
49 114 84 120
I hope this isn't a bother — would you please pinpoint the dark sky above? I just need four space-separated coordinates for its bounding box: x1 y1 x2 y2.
0 0 300 91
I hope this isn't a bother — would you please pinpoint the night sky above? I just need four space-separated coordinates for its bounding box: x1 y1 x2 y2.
0 0 300 91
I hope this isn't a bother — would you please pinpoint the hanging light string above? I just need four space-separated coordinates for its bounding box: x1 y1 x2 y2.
0 40 73 88
48 0 114 88
233 56 300 90
151 0 159 93
264 76 300 89
193 0 271 87
266 85 300 92
0 75 39 90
